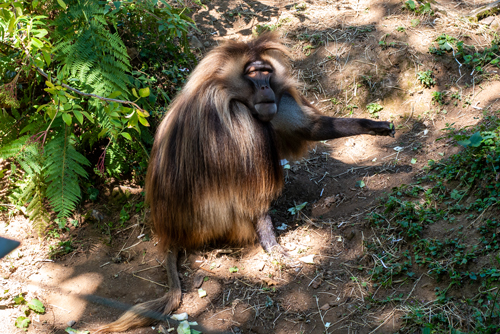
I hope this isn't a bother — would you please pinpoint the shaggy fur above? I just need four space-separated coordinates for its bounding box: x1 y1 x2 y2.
96 34 395 333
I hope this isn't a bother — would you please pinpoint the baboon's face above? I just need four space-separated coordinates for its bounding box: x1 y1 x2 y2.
245 61 277 122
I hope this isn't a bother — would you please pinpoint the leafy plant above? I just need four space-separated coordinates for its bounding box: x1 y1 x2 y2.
431 91 446 105
49 240 74 258
0 0 197 233
428 34 500 74
366 103 383 118
417 70 436 88
288 202 308 215
404 0 434 15
429 34 457 55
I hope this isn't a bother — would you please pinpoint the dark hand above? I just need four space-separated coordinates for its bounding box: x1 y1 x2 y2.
369 122 395 137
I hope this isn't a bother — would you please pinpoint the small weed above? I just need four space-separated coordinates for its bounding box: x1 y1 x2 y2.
396 26 405 33
366 102 383 118
288 202 307 215
429 34 457 55
404 0 433 15
431 91 446 105
13 298 45 330
330 97 341 105
417 70 436 88
49 240 74 258
428 35 500 73
346 104 358 115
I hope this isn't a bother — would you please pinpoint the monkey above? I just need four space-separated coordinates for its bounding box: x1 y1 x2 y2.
95 34 395 333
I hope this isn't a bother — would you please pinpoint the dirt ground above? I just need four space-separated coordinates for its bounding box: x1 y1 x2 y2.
1 0 500 333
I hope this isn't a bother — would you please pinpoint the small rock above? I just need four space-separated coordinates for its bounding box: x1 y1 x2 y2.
311 279 322 289
67 320 77 327
480 16 495 26
189 36 204 49
203 41 211 47
192 271 205 289
346 230 356 241
320 303 330 311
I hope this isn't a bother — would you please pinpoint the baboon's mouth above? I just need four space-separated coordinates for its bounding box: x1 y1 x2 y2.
254 103 277 122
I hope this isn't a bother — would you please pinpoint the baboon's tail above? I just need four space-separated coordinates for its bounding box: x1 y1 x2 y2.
95 249 181 333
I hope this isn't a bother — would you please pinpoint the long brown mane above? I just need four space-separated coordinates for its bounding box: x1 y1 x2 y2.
146 35 290 252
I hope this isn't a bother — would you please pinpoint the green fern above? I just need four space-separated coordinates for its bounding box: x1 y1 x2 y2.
0 135 30 159
17 148 50 234
5 143 51 234
44 126 90 218
53 1 131 97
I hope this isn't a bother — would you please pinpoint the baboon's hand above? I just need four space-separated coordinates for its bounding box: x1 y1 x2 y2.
369 122 395 137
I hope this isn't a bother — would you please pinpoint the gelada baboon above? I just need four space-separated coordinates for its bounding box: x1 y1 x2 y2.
96 34 394 332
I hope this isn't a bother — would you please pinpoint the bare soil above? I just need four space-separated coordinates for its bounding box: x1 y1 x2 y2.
2 0 500 333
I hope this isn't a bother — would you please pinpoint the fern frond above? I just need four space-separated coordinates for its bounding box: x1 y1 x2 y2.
0 135 29 159
53 3 131 97
24 175 50 235
44 126 90 218
14 143 50 234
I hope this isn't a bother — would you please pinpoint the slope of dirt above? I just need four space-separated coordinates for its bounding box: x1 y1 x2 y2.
1 0 500 333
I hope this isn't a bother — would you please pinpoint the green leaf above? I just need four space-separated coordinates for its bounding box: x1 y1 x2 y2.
14 295 26 305
72 110 83 125
288 201 308 215
81 111 94 124
229 266 239 273
108 91 122 99
120 132 132 141
62 113 72 126
411 158 417 164
405 0 416 10
27 298 45 313
138 115 150 127
42 50 51 66
177 321 190 334
356 180 366 188
131 88 138 98
139 87 150 97
98 127 108 139
31 37 43 49
469 131 483 147
15 316 30 328
457 139 471 147
56 0 67 9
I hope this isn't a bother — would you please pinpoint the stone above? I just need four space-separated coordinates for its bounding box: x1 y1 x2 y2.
320 303 330 311
480 16 495 26
189 36 204 49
